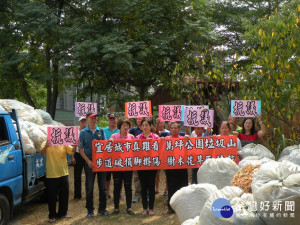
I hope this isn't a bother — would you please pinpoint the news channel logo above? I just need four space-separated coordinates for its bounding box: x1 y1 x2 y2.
212 198 233 218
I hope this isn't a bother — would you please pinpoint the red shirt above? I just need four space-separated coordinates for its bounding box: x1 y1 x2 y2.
136 132 159 140
238 132 258 141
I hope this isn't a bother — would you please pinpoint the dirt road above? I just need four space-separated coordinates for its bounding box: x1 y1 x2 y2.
11 167 181 225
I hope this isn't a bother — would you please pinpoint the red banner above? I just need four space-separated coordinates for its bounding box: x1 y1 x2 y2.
92 136 238 172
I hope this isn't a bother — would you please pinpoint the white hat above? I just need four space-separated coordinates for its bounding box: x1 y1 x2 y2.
78 117 86 122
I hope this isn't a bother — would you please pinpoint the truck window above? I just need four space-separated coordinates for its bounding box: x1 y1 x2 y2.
0 117 10 146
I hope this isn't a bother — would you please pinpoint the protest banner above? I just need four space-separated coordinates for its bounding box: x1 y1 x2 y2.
125 101 152 118
75 101 97 117
92 136 238 171
181 105 209 121
183 108 214 128
163 136 237 170
47 126 79 145
158 105 182 121
231 100 261 117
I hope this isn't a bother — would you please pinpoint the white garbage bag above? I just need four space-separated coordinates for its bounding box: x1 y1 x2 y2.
20 120 47 152
182 216 200 225
0 99 34 111
251 161 300 225
197 158 239 189
35 109 53 124
0 99 43 125
231 193 266 225
279 150 300 166
20 129 36 155
279 160 300 172
239 144 275 160
199 186 243 225
170 183 218 224
279 145 300 159
17 109 44 125
239 156 274 168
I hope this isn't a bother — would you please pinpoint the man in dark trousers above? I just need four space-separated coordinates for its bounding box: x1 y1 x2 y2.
164 121 189 214
72 117 87 200
129 117 144 203
79 111 109 218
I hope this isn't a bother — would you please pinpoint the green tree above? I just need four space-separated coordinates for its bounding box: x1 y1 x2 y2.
0 0 80 117
69 0 214 102
242 0 300 149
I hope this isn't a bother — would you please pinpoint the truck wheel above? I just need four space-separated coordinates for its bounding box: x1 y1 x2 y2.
0 194 10 225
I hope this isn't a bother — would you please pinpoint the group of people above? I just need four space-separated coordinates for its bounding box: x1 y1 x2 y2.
41 110 267 222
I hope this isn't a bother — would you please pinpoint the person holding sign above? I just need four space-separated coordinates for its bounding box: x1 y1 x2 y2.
136 119 159 216
190 127 212 184
234 115 267 147
109 118 135 216
72 117 87 200
103 113 120 200
164 121 189 214
79 111 109 218
129 117 144 203
40 141 73 223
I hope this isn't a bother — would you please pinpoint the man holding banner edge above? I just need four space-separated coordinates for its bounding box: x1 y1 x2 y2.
79 111 109 218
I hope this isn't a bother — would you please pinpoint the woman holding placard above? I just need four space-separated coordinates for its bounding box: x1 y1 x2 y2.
109 119 135 216
136 118 159 216
235 114 267 147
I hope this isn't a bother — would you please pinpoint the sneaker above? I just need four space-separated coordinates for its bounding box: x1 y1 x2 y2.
86 212 94 218
132 196 139 203
98 210 110 217
142 210 148 215
167 208 175 214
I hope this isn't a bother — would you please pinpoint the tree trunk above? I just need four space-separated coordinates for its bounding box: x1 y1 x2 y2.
50 63 59 119
138 86 146 101
45 46 52 114
20 79 36 108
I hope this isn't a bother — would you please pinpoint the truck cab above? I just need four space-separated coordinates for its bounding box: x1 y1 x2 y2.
0 109 46 225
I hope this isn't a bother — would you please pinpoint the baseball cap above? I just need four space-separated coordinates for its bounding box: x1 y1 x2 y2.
86 111 99 118
78 117 86 122
107 113 117 119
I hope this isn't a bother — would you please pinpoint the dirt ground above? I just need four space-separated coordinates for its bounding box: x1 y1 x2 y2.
12 167 182 225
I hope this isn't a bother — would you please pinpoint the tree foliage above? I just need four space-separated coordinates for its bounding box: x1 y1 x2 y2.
242 0 300 148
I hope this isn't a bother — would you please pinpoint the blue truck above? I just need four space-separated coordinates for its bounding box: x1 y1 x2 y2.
0 109 47 225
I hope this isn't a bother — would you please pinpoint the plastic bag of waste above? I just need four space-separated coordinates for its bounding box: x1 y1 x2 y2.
181 216 200 225
20 130 36 154
197 158 239 189
199 186 243 225
170 183 218 223
35 109 53 124
238 156 274 168
239 144 275 160
231 193 266 225
251 161 300 225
